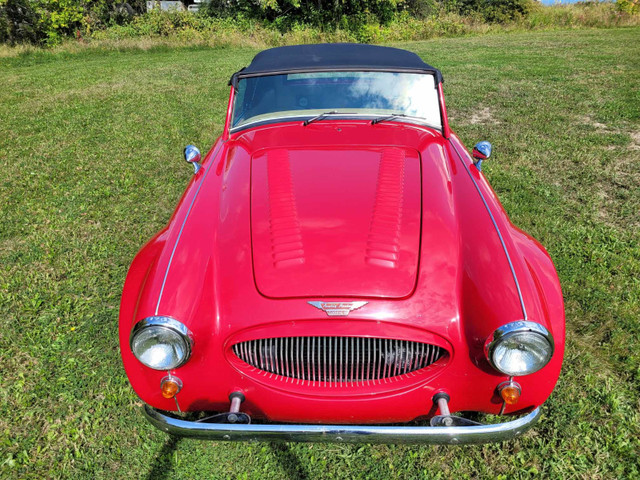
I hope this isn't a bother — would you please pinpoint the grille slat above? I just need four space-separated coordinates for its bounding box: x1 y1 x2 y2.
333 337 337 385
401 340 407 375
313 337 317 383
365 338 369 382
393 340 399 378
338 337 343 383
358 337 363 385
406 340 410 374
259 339 264 370
350 337 354 386
296 337 301 381
284 337 289 378
384 339 390 379
323 337 327 385
234 337 446 384
306 337 311 383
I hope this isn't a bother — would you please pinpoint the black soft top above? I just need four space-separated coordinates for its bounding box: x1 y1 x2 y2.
229 43 443 87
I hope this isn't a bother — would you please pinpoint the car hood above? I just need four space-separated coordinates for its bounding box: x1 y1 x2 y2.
136 122 534 347
251 144 424 298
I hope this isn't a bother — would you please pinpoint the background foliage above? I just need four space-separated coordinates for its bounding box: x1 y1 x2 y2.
1 0 640 46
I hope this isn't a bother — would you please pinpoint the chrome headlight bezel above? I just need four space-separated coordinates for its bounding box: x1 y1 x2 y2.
485 321 554 376
129 316 193 370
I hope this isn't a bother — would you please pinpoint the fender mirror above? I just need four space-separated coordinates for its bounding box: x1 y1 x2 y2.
472 141 492 171
184 145 202 174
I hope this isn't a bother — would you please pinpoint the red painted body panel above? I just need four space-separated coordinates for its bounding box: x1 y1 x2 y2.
251 145 421 298
119 89 564 424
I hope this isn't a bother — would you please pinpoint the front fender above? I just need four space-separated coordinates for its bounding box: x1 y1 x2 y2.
119 139 226 409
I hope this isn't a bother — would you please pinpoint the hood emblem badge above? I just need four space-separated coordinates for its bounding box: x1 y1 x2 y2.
308 301 368 317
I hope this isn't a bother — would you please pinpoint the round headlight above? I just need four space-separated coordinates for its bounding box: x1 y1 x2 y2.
130 317 193 370
486 321 553 376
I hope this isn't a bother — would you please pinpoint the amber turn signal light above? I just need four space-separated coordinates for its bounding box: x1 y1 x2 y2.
160 376 183 399
498 381 521 405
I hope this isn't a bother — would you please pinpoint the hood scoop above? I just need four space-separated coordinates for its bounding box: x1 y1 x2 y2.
251 146 422 299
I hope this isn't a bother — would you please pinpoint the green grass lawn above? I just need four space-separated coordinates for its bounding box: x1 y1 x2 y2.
1 28 639 479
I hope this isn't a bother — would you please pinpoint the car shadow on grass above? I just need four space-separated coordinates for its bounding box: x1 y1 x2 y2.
269 443 309 480
145 436 182 480
144 438 308 479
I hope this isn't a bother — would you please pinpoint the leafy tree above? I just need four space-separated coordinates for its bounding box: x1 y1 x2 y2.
0 0 46 44
453 0 534 22
202 0 409 25
617 0 639 14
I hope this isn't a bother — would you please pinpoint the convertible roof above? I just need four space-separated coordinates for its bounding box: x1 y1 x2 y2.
229 43 443 87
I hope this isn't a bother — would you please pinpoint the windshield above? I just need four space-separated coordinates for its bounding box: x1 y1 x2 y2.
231 71 442 130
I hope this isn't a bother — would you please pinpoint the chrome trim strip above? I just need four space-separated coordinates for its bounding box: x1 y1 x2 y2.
233 67 439 83
449 140 528 321
155 143 224 315
143 405 541 444
230 114 441 135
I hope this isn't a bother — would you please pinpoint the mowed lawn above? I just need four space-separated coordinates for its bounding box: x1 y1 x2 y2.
1 27 639 479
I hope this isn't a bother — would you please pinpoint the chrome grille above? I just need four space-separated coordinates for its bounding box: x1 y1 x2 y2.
232 337 446 384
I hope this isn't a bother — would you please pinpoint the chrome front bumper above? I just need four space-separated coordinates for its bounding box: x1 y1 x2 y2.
143 405 541 445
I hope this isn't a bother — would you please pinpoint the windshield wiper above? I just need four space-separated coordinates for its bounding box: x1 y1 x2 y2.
371 113 407 125
303 111 339 126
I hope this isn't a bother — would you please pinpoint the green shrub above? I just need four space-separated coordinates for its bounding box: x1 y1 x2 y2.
0 0 86 45
617 0 639 14
0 0 152 45
0 0 47 44
2 0 639 46
201 0 408 26
455 0 534 22
35 0 85 44
403 0 439 18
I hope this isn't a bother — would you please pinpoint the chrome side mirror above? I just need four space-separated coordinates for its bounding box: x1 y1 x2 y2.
472 141 492 171
184 145 202 174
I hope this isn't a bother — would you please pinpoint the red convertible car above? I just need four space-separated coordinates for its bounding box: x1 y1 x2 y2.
119 44 565 444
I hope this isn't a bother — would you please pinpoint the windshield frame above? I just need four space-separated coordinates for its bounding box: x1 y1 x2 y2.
229 69 445 134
